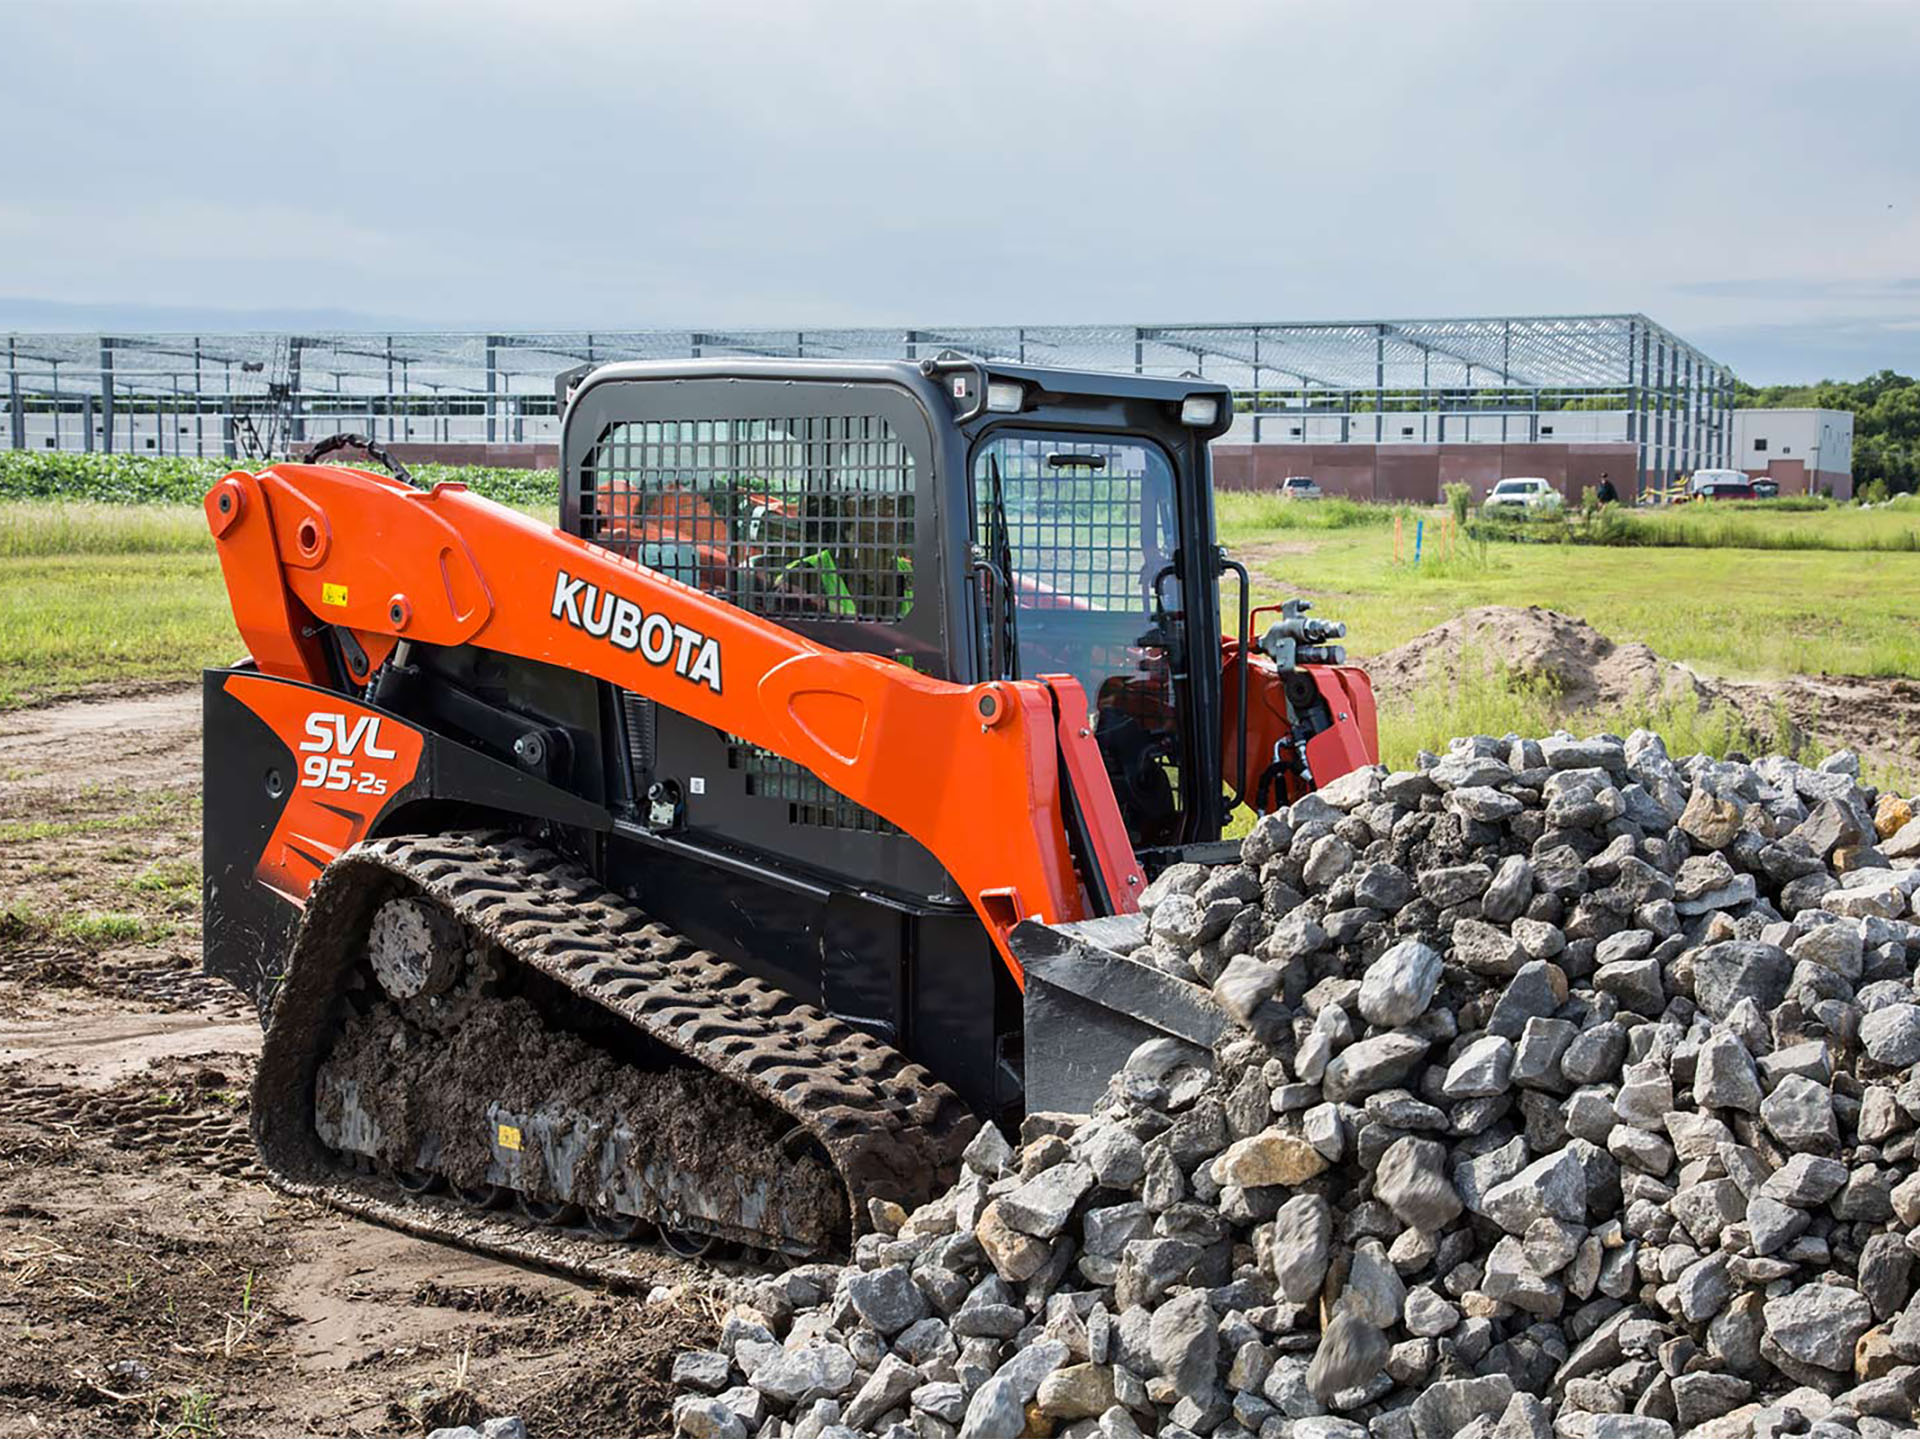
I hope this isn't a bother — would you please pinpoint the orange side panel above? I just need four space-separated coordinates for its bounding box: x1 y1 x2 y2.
1221 648 1381 811
1220 644 1292 804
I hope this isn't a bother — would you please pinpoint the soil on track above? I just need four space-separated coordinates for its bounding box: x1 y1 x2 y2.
0 686 720 1438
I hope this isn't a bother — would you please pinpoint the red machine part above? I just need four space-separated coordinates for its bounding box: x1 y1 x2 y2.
1300 664 1380 793
1221 642 1381 810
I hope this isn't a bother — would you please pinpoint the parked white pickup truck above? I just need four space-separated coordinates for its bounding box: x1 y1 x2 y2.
1483 476 1563 513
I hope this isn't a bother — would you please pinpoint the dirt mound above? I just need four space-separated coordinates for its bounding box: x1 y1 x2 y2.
1367 605 1920 779
1367 604 1715 711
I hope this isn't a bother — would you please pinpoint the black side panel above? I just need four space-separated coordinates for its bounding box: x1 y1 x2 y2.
202 671 302 1015
651 706 957 905
822 892 906 1042
908 911 1018 1121
605 828 1012 1119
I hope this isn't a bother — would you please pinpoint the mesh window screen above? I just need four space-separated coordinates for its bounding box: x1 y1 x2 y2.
975 432 1187 842
581 415 916 623
978 436 1168 613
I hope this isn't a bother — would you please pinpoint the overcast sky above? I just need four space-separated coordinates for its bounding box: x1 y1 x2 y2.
2 0 1916 383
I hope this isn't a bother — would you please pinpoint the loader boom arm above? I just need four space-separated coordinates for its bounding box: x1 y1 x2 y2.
205 464 1145 980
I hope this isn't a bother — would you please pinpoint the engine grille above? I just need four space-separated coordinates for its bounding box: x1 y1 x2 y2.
726 740 898 835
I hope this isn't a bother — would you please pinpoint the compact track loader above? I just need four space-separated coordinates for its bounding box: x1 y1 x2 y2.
201 356 1379 1270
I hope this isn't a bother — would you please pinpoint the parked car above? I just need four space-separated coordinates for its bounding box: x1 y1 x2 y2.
1690 478 1759 502
1684 469 1757 502
1279 475 1323 500
1483 477 1563 513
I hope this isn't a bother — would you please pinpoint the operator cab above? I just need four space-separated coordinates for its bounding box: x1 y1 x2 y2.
961 367 1233 850
558 356 1236 900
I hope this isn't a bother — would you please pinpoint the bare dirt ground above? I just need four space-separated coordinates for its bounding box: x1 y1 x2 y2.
1370 604 1920 777
0 689 719 1439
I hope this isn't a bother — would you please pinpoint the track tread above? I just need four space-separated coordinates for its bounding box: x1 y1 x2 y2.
254 829 978 1259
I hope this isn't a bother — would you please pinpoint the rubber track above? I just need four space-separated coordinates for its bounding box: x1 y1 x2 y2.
250 830 978 1278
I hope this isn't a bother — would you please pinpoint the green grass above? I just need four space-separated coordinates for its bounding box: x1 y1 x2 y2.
59 911 163 945
0 904 171 947
159 1387 222 1439
130 857 202 913
0 789 199 844
0 499 236 708
0 501 211 556
1212 494 1400 533
0 483 575 706
131 857 200 894
0 548 236 706
1221 501 1920 682
1369 659 1781 772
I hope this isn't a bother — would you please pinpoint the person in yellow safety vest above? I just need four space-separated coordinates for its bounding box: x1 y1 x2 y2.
782 550 914 619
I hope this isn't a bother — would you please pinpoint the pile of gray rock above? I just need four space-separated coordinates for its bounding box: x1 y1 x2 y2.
670 730 1920 1439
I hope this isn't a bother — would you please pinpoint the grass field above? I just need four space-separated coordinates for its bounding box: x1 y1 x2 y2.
0 499 547 705
0 549 236 704
5 489 1919 779
1214 493 1920 680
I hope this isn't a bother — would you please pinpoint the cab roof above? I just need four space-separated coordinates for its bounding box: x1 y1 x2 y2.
559 356 1235 439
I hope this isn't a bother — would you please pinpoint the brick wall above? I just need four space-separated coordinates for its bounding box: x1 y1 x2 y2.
1211 443 1641 503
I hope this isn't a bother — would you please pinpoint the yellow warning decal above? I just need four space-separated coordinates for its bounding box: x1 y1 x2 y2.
321 582 349 608
496 1123 522 1151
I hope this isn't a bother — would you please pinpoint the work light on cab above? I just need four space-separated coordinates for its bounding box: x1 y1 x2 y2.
1180 394 1219 427
985 380 1027 414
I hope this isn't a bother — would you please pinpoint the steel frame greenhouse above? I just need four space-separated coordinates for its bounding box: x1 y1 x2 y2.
2 314 1732 489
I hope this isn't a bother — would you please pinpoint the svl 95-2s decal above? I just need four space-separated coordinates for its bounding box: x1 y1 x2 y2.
299 711 400 795
225 674 425 903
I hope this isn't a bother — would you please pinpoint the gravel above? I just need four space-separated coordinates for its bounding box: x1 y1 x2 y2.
669 731 1920 1438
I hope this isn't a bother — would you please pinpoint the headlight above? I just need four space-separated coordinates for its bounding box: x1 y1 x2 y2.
1180 395 1219 427
985 381 1026 414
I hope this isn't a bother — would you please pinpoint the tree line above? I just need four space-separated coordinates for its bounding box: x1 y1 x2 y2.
1736 370 1920 494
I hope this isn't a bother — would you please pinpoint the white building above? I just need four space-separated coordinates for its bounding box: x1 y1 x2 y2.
1732 408 1854 498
